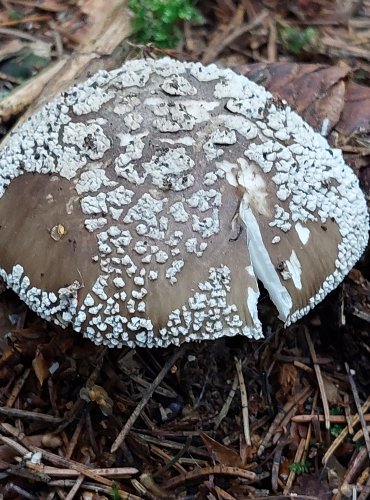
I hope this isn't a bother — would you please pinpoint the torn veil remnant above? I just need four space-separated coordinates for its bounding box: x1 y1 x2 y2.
0 58 368 348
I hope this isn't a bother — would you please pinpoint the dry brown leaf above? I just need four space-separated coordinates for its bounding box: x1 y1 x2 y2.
32 349 50 386
337 81 370 136
322 376 341 404
277 363 298 395
80 383 113 415
200 432 254 469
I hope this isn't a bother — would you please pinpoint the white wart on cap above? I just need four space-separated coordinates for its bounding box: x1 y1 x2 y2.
0 58 368 348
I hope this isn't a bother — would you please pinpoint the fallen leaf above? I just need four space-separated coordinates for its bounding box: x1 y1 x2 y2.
80 383 113 415
322 376 341 404
32 350 50 386
201 432 254 469
278 363 298 395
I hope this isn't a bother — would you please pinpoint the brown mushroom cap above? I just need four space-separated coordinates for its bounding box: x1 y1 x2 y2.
0 58 368 348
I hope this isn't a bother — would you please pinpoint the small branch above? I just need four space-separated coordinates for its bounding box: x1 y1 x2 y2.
235 357 251 446
165 465 257 490
26 462 138 478
65 413 86 459
257 385 312 456
0 434 30 455
5 368 31 408
214 372 238 429
271 438 291 493
0 406 63 423
111 345 187 453
65 474 84 500
283 438 305 494
304 327 330 431
292 414 370 424
344 393 354 435
322 396 370 464
345 363 370 461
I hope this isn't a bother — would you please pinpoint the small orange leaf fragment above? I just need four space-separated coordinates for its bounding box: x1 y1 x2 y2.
32 350 50 386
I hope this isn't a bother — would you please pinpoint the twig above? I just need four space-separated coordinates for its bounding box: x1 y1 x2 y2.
134 432 210 458
0 434 30 455
284 438 305 494
344 393 354 435
358 476 370 500
294 360 314 373
267 17 277 62
65 413 86 459
65 474 84 500
131 477 160 500
273 388 313 443
235 496 319 500
271 438 291 493
140 472 176 499
47 480 133 496
165 465 257 489
5 483 38 500
7 0 64 12
322 396 370 464
0 26 41 41
4 462 50 483
284 391 318 494
152 438 190 477
304 327 330 430
235 357 251 446
213 485 237 500
302 391 318 465
257 386 312 456
26 445 140 498
86 411 99 458
6 367 30 407
0 406 63 423
292 414 370 423
352 426 370 442
343 447 369 485
48 479 137 500
276 354 331 365
111 345 187 453
214 372 238 429
26 463 138 478
0 14 50 27
202 10 269 64
345 363 370 461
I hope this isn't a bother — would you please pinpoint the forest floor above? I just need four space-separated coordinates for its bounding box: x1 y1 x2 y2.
0 1 369 499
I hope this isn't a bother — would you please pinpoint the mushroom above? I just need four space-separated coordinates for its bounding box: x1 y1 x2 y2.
0 57 368 348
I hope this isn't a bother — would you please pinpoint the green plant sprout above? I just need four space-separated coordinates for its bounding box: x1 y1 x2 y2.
110 483 121 500
289 460 310 475
279 24 318 55
129 0 203 48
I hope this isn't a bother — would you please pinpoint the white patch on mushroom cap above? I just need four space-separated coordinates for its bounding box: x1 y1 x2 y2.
239 197 293 321
295 222 310 245
281 251 303 290
237 158 270 217
75 168 117 194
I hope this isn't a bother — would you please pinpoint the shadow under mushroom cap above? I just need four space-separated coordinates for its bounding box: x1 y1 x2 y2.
0 57 368 348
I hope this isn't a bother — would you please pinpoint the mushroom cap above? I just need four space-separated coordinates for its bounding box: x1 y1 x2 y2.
0 58 368 348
